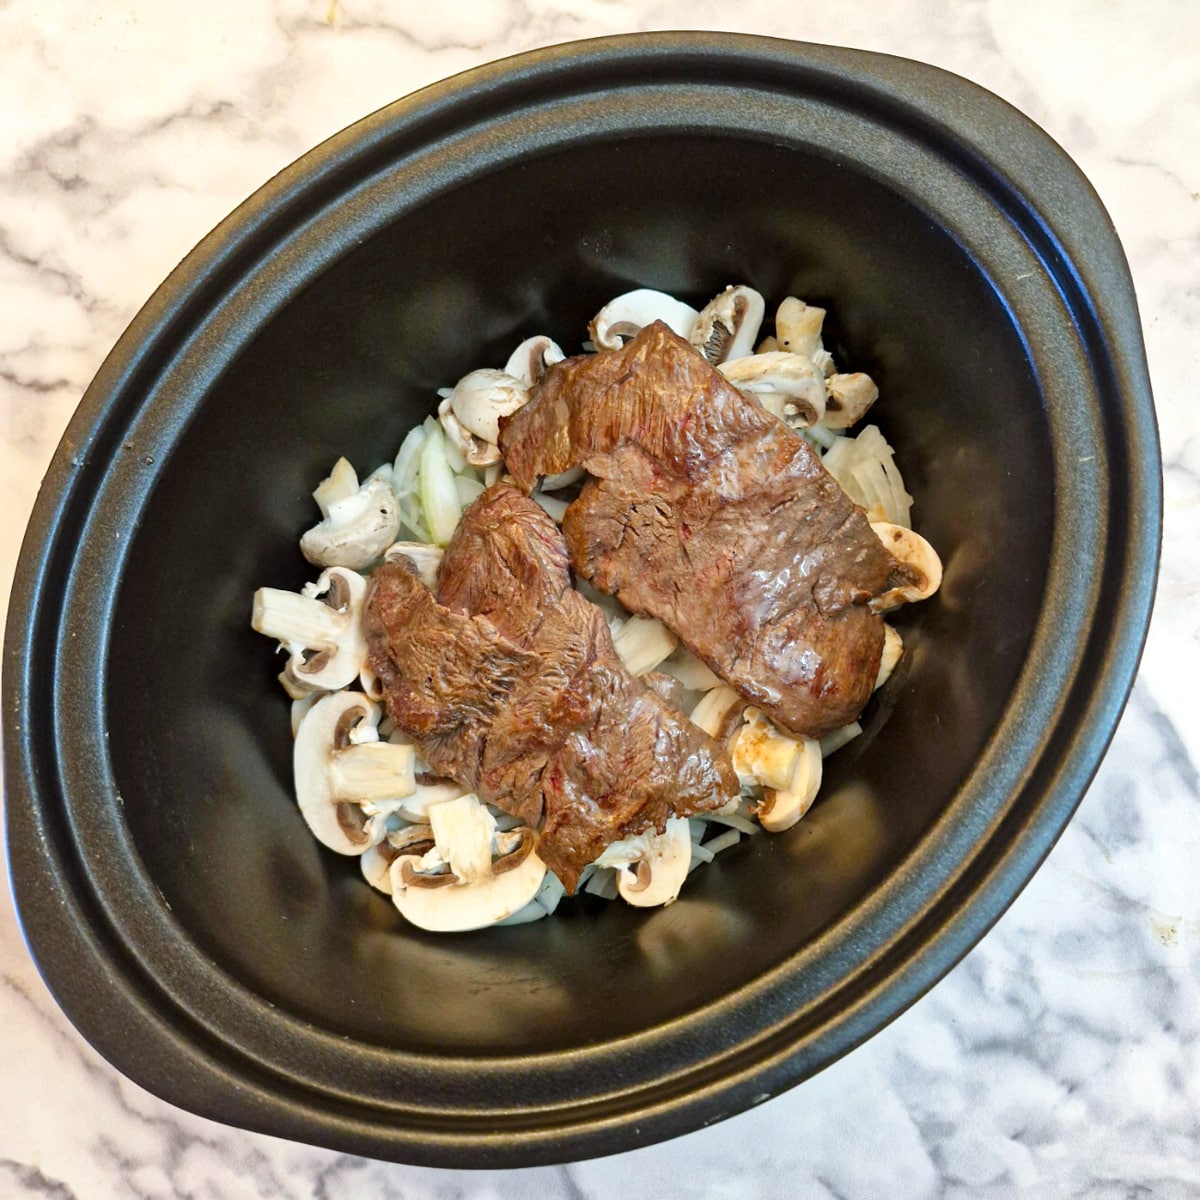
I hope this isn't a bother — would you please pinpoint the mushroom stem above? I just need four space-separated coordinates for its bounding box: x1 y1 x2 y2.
312 456 360 518
253 588 346 648
612 615 678 677
329 742 417 802
775 297 826 358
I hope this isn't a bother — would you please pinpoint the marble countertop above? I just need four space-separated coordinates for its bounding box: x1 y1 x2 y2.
2 2 1197 1196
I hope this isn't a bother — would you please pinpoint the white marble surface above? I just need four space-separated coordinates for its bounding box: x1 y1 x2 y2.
2 1 1198 1195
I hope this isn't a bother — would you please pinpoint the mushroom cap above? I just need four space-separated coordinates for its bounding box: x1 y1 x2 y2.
503 335 565 386
718 351 827 426
774 297 827 359
757 736 823 833
588 289 700 350
397 776 469 823
389 828 546 932
361 824 436 894
606 817 693 908
293 690 384 855
869 523 944 612
300 476 401 569
689 285 765 365
288 567 367 692
447 368 530 445
437 400 502 468
823 372 879 429
382 541 443 590
875 624 904 690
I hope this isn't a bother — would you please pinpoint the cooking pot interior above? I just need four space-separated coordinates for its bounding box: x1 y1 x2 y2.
106 133 1050 1053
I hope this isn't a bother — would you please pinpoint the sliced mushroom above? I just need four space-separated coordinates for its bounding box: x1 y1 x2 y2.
361 823 435 895
823 372 879 429
293 691 417 855
732 708 804 791
252 566 367 692
426 792 496 884
756 735 822 833
611 615 678 677
299 458 400 569
360 661 384 702
688 685 748 742
718 352 827 427
390 825 546 932
503 335 565 386
594 817 693 908
290 692 320 736
869 524 943 612
875 624 904 689
437 369 530 467
588 289 700 350
382 541 443 590
774 297 826 359
397 776 469 823
689 285 765 364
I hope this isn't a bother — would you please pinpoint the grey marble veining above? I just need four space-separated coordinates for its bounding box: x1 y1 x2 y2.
2 1 1198 1196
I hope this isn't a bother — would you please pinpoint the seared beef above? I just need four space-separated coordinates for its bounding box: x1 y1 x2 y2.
364 484 737 891
499 322 909 738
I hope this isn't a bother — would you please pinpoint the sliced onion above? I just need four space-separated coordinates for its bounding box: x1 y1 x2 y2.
419 423 463 546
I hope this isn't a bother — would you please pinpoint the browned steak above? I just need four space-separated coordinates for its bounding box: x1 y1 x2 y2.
499 322 907 738
364 484 738 891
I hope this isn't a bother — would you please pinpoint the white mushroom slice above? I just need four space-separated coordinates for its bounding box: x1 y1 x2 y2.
252 566 367 692
362 824 435 895
390 828 546 932
688 685 748 814
689 285 766 364
718 352 827 427
875 624 904 689
427 793 496 886
299 458 400 569
756 736 822 833
293 691 417 855
869 524 944 613
382 541 443 590
290 692 320 736
612 615 678 677
756 335 780 354
595 818 693 908
732 708 804 791
588 288 700 350
774 297 827 359
360 661 384 702
312 454 359 512
397 777 469 823
688 685 746 740
278 669 316 702
437 369 530 469
436 403 495 469
823 372 879 429
503 335 565 386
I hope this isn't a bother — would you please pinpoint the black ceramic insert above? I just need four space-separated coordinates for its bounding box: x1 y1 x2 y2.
5 34 1159 1166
